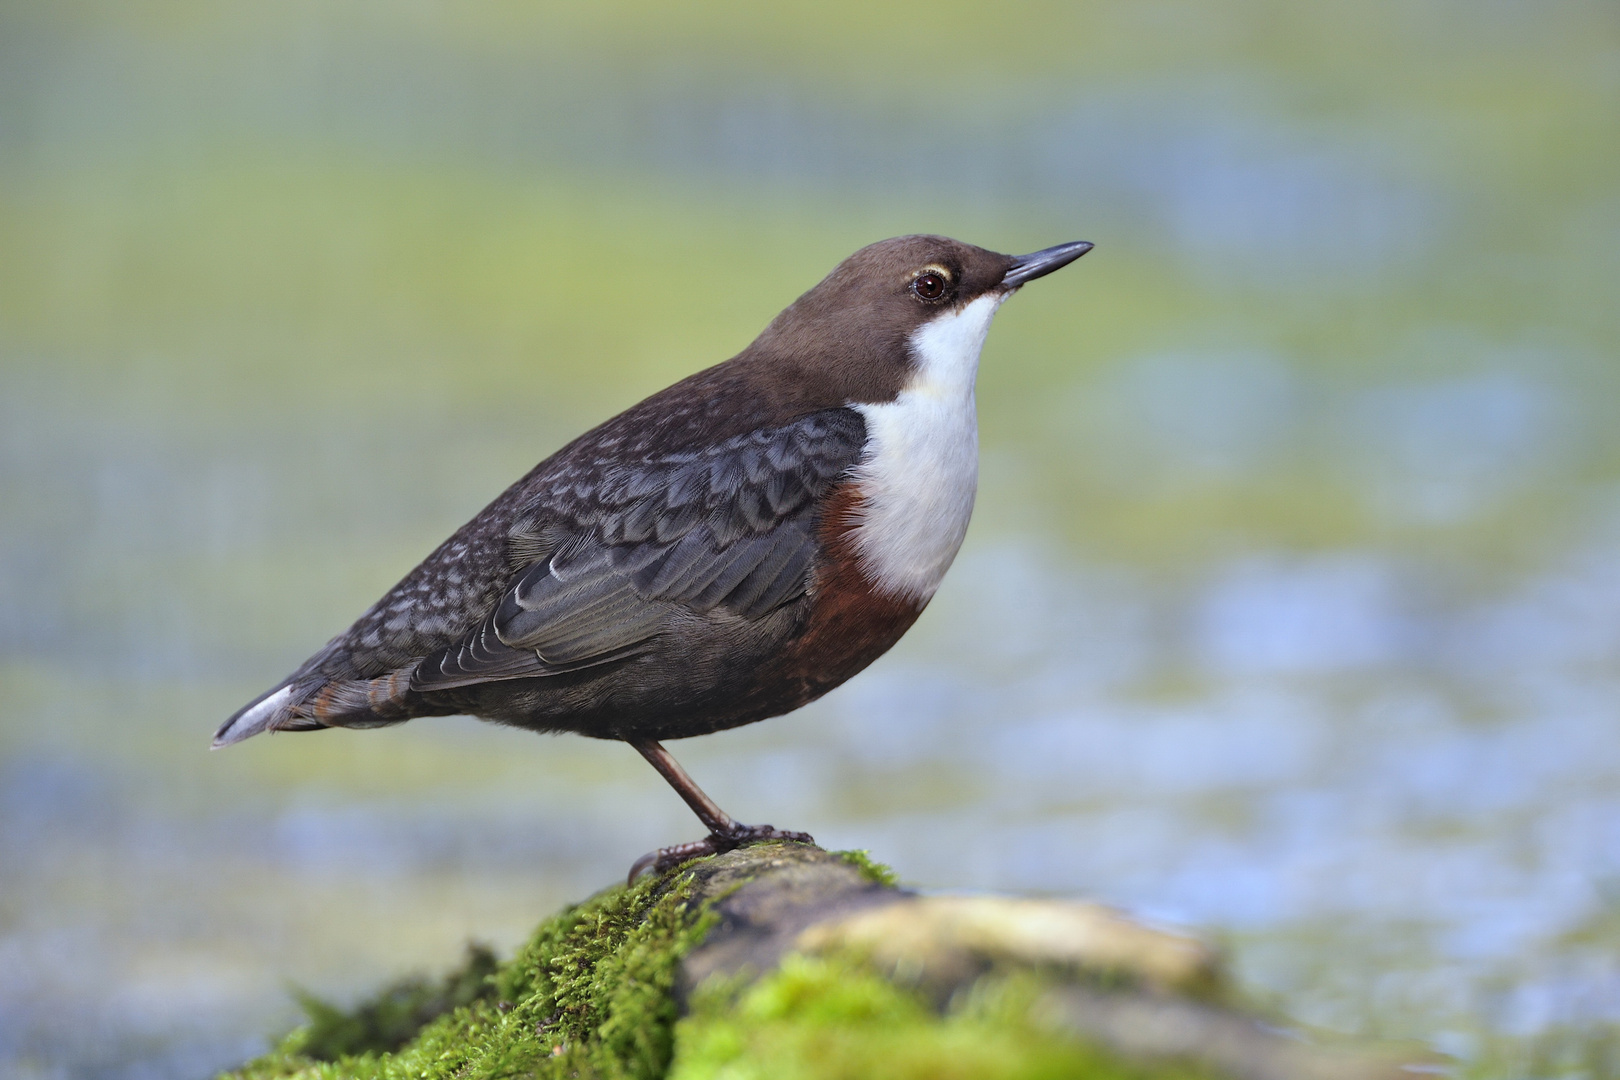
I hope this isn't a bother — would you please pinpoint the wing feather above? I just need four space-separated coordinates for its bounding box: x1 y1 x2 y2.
410 407 865 694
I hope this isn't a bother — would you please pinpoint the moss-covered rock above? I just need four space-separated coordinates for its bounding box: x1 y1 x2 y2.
224 852 714 1080
293 943 501 1061
220 843 1418 1080
670 954 1221 1080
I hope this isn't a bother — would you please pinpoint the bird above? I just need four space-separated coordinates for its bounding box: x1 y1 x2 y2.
214 234 1092 880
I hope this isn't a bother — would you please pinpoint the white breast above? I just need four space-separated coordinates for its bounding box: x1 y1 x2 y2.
848 292 1005 602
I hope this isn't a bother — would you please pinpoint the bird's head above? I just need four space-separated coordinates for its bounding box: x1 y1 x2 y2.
751 234 1092 405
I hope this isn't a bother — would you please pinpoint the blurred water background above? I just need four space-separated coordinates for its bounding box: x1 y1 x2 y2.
2 2 1619 1077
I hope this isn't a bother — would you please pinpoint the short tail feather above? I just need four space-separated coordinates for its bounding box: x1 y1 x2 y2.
212 684 306 748
213 667 418 748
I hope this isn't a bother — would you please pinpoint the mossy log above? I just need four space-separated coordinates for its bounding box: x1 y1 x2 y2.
222 842 1429 1080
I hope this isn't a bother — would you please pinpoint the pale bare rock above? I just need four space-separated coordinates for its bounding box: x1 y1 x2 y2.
796 894 1221 997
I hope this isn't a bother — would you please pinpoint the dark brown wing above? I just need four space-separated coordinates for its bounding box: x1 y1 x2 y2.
410 408 865 691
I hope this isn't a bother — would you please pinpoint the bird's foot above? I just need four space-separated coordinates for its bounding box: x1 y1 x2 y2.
627 823 814 885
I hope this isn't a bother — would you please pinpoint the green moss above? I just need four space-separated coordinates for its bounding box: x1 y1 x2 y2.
293 943 500 1060
669 953 1223 1080
833 848 900 888
222 861 717 1080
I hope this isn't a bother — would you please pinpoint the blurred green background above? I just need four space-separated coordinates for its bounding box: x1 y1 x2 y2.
3 2 1619 1077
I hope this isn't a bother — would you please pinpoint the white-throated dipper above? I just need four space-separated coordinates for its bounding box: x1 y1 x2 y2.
215 235 1092 880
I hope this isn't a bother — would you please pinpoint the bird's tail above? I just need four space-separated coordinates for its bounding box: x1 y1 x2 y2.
212 683 320 747
213 668 417 748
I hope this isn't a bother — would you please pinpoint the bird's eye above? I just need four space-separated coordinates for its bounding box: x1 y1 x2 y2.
911 271 947 301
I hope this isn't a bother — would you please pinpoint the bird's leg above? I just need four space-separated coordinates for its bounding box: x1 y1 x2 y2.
632 737 738 834
626 738 813 883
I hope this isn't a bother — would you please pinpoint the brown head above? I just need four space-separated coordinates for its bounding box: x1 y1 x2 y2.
744 234 1093 406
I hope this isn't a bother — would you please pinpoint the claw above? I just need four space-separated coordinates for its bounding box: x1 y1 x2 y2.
627 824 814 885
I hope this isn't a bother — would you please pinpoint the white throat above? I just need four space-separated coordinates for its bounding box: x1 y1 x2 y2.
848 292 1005 601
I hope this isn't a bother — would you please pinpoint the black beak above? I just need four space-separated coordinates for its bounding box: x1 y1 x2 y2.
1002 241 1094 288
